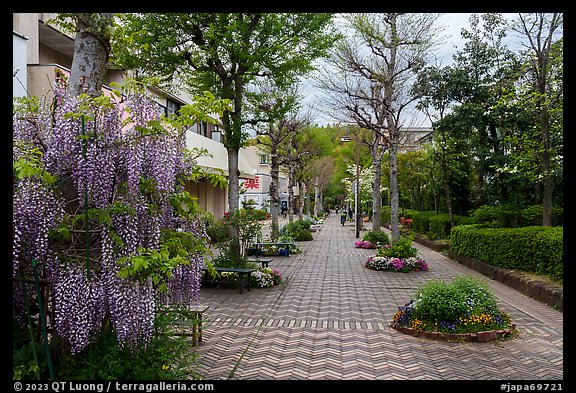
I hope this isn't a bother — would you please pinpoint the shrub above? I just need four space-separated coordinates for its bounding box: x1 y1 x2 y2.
470 204 563 228
294 228 313 241
450 225 563 280
53 315 201 379
377 235 418 259
362 230 390 246
412 279 468 323
380 206 391 224
280 219 312 239
393 275 514 334
410 211 437 234
205 218 229 244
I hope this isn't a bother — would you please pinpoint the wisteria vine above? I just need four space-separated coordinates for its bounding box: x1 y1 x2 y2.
13 84 208 354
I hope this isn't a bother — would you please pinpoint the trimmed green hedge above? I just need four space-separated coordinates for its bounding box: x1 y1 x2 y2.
411 211 473 240
450 225 563 280
469 204 563 227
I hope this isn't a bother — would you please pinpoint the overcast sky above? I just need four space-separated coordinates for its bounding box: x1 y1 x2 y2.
305 12 522 128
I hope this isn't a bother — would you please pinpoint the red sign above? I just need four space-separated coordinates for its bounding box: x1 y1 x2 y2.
243 177 260 190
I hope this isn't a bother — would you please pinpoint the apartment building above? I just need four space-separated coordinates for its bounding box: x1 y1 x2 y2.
13 12 256 220
239 144 296 213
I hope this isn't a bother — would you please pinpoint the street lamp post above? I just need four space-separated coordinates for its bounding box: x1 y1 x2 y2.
341 135 361 238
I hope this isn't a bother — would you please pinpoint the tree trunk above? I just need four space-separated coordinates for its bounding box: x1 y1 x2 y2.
370 141 384 231
298 180 305 220
270 147 280 241
288 166 295 223
227 146 241 258
541 110 553 226
440 138 455 229
313 175 320 217
305 180 312 217
389 139 400 243
68 13 112 98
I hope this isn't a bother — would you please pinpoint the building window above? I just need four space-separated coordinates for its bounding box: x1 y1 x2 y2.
156 98 181 118
166 99 181 116
259 154 269 165
211 125 221 142
193 121 208 137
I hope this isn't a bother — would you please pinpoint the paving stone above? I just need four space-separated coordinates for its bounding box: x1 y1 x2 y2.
192 214 563 380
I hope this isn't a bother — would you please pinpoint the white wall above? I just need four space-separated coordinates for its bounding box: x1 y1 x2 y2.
13 32 28 98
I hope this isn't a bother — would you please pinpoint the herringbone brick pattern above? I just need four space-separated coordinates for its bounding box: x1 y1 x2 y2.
191 215 563 380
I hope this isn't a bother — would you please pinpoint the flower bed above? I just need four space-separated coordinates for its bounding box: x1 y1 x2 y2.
354 240 377 249
366 256 428 272
389 275 516 342
250 267 284 288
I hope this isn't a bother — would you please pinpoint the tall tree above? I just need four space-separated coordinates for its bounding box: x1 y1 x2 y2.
512 13 563 226
113 13 338 258
317 13 442 242
253 83 301 241
52 13 113 97
450 13 518 207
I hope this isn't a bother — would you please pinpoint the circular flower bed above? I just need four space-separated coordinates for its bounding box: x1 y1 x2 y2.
366 256 428 272
354 240 377 249
250 267 284 288
390 275 516 342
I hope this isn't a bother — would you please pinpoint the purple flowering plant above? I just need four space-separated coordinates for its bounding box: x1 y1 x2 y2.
365 234 427 272
13 82 229 357
354 240 377 249
366 256 429 272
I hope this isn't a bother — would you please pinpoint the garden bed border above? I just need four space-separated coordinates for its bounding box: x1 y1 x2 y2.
389 321 517 342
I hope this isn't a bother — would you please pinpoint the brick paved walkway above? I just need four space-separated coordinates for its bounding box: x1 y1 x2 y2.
191 214 563 381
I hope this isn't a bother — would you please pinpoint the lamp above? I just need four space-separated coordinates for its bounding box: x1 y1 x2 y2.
341 135 361 238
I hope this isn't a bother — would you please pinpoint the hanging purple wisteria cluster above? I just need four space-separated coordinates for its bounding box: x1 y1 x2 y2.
13 84 207 354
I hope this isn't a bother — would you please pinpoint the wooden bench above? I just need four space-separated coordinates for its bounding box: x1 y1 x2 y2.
164 305 209 346
247 258 273 268
202 266 255 293
251 242 296 257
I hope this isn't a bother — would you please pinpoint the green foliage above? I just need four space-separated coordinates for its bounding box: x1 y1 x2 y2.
377 235 418 259
13 318 44 379
412 279 468 323
116 228 206 293
410 210 437 234
281 219 312 239
54 320 200 380
470 204 564 227
208 210 263 267
410 210 472 239
450 224 563 280
294 229 313 241
169 191 202 220
380 206 392 224
362 230 390 246
205 218 229 244
411 275 503 326
13 145 56 185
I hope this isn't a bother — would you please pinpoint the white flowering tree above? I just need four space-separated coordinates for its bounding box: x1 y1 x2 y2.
341 164 379 216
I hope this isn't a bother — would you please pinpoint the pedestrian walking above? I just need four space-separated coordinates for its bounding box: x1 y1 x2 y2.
340 209 347 226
